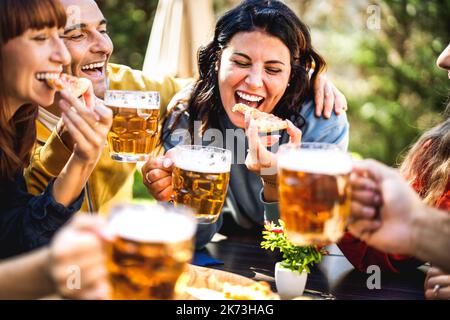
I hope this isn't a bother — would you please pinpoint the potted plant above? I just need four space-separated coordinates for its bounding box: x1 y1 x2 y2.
261 220 327 299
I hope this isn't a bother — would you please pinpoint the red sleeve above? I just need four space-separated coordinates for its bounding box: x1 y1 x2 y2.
337 232 421 273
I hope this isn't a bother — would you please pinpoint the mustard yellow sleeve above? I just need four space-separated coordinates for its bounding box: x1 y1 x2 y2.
107 63 193 117
24 129 72 196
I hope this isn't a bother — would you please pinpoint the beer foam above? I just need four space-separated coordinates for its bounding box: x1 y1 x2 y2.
108 205 197 243
104 91 159 109
174 149 231 173
105 101 159 109
278 149 352 175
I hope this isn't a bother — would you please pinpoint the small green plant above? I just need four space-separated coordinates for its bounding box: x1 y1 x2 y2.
261 220 327 274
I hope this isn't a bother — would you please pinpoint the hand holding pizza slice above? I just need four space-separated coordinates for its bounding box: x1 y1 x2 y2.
242 103 302 202
46 74 91 98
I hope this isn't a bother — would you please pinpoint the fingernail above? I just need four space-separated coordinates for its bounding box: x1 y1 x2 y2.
363 206 375 217
245 111 250 123
59 100 69 110
374 194 381 205
99 229 115 242
163 158 172 168
60 89 70 98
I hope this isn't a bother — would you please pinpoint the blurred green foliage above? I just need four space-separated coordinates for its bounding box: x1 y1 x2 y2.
97 0 449 199
347 0 450 165
97 0 158 69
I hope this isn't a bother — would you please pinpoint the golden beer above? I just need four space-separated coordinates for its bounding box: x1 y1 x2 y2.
106 205 196 300
278 143 352 246
105 91 160 162
172 145 232 224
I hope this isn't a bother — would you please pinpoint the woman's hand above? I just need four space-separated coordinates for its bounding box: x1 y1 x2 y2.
141 149 175 201
313 73 348 118
424 267 450 300
58 84 112 165
244 113 302 202
49 215 111 300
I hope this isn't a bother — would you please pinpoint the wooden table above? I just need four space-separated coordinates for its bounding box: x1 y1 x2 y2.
203 234 426 300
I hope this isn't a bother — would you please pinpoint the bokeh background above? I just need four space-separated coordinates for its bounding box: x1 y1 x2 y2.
96 0 450 199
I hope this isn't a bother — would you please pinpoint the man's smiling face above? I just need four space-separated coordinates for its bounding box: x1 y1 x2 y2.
61 0 113 98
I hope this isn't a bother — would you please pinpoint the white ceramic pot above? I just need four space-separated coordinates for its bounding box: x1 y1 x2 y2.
275 262 308 299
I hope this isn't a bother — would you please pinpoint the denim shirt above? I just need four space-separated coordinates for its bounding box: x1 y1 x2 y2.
0 170 84 258
163 98 349 249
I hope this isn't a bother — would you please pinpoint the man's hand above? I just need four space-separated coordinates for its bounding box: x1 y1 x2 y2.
313 73 348 118
348 159 425 256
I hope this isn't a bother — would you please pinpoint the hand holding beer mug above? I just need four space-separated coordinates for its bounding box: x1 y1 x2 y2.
106 204 196 299
105 90 160 162
278 143 352 246
172 145 232 224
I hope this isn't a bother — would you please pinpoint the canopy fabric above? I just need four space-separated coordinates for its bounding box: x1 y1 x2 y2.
143 0 215 78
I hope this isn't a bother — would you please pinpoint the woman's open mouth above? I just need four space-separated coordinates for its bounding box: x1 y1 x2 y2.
234 90 265 109
35 72 60 90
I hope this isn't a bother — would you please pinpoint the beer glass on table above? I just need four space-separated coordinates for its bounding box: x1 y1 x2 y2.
172 145 232 224
106 204 196 300
104 90 160 162
277 143 352 246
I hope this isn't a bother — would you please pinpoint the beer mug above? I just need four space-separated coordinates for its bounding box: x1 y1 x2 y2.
172 145 232 224
105 90 160 162
106 204 196 300
277 143 352 246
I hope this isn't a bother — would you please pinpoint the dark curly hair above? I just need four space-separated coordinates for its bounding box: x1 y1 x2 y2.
163 0 326 141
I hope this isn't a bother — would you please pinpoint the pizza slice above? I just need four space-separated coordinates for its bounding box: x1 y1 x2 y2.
232 103 288 133
46 74 91 97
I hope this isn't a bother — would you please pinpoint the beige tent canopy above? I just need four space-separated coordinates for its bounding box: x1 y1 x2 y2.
142 0 215 79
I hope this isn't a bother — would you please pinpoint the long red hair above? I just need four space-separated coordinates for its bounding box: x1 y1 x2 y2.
0 0 67 181
400 103 450 206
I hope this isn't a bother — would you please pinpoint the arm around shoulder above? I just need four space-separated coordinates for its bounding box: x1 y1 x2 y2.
300 100 350 151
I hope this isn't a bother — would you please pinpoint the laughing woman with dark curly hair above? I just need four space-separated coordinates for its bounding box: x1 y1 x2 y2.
142 0 349 249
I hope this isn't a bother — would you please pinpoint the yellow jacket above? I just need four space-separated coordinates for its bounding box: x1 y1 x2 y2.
24 63 191 216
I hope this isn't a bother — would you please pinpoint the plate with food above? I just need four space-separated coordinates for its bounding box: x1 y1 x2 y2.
178 265 279 300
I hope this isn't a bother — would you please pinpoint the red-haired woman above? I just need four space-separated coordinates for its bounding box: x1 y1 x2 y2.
339 43 450 299
0 0 112 258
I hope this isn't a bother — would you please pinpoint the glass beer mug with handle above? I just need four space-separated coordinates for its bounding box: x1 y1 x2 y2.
172 145 232 224
277 142 352 246
106 204 196 300
104 90 160 162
